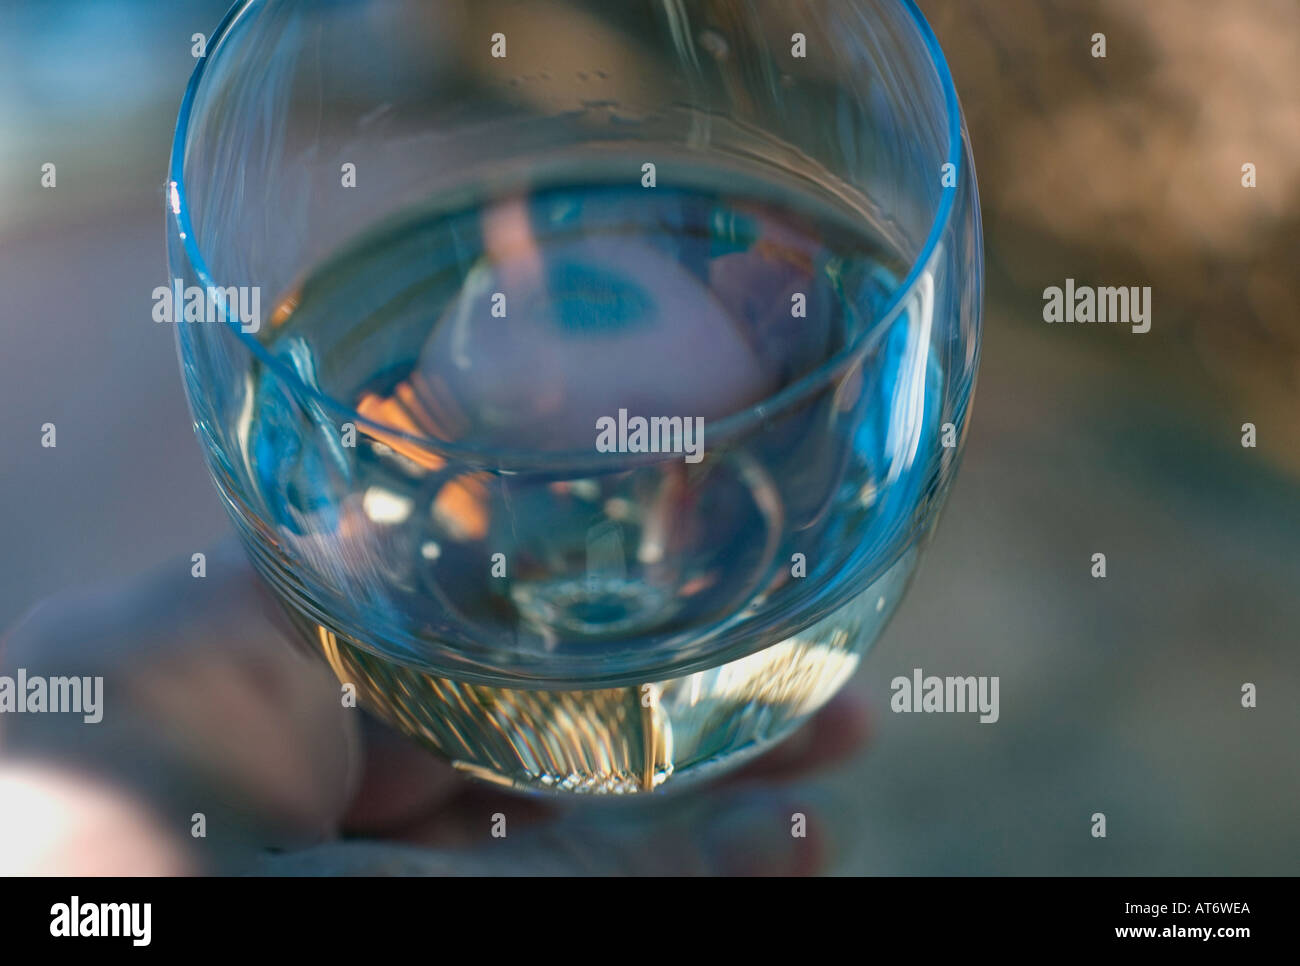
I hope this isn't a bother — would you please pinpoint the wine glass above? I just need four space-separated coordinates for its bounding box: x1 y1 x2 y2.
168 0 981 794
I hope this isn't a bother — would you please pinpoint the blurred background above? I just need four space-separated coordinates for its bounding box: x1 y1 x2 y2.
0 0 1296 873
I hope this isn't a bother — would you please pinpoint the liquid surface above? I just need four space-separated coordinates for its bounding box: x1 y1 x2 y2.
244 172 934 673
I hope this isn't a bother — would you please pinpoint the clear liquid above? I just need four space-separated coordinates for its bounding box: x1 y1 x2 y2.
240 166 942 792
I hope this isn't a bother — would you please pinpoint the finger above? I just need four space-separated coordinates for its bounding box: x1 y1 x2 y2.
342 713 467 834
258 786 830 876
0 537 361 860
378 782 556 849
0 762 197 876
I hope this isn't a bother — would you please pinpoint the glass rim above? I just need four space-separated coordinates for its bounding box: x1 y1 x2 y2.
168 0 964 469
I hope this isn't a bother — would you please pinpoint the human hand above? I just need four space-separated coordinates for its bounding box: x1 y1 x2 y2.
0 539 868 875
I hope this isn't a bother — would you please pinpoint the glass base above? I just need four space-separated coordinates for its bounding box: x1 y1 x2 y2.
282 559 911 795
